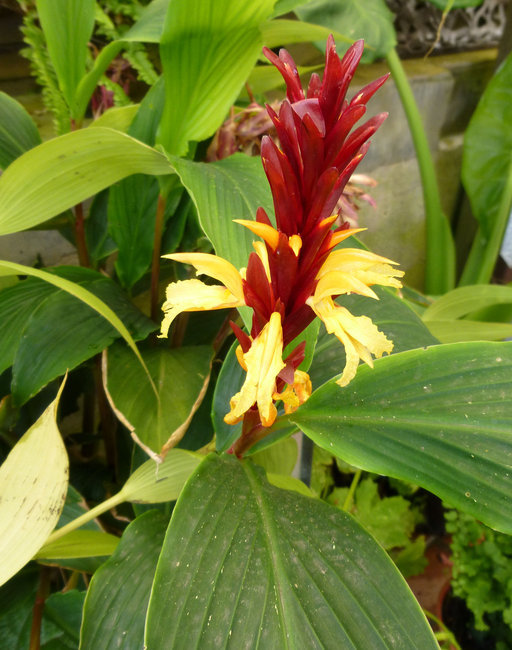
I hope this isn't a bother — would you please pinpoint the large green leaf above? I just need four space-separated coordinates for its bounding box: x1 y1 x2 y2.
295 0 396 61
0 92 41 169
36 0 95 115
291 341 512 533
122 0 171 42
462 51 512 236
170 154 274 270
309 286 438 387
0 127 172 235
0 382 68 587
80 511 167 650
0 267 154 404
158 0 275 155
145 454 438 648
106 342 212 451
0 262 155 394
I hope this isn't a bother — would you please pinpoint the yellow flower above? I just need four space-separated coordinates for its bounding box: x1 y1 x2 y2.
224 312 285 427
159 253 245 337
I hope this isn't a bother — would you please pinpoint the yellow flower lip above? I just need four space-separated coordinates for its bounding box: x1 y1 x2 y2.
329 227 366 247
162 252 244 301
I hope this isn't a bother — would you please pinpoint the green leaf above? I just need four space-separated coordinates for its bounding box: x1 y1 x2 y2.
36 530 119 560
122 0 171 42
0 92 41 169
89 104 139 132
170 154 274 270
251 436 298 475
158 0 275 155
106 342 211 451
80 511 168 650
272 0 311 17
0 267 154 404
0 381 68 587
261 18 352 48
43 591 85 648
295 0 396 61
0 127 172 235
464 48 512 239
423 284 512 320
120 449 201 503
36 0 95 114
291 342 512 534
145 454 438 648
0 262 155 393
309 286 438 387
425 320 512 343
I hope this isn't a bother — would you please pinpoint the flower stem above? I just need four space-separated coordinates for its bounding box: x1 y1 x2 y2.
385 48 456 294
151 194 167 322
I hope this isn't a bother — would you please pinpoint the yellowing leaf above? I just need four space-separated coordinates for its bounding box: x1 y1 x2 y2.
0 381 69 586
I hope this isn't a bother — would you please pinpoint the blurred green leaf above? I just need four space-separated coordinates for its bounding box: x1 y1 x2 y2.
423 284 512 320
0 92 41 169
36 0 95 114
261 18 351 48
291 341 512 534
0 382 68 587
145 454 438 648
90 104 139 132
295 0 396 61
158 0 275 155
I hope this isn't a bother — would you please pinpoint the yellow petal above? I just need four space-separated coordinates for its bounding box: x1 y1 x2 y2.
224 312 285 427
289 234 302 256
160 279 243 338
252 241 271 281
329 227 365 247
314 271 379 301
162 252 244 301
319 248 399 275
307 296 393 387
234 219 279 250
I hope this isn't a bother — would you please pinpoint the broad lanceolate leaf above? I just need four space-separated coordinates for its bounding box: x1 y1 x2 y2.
462 53 512 240
291 341 512 534
106 342 212 451
0 266 154 404
170 154 274 271
89 104 139 132
145 454 438 649
423 284 512 321
309 286 438 387
0 92 41 169
0 262 155 394
80 511 168 650
295 0 396 61
0 382 68 587
36 0 95 115
0 127 172 235
158 0 275 155
122 0 171 42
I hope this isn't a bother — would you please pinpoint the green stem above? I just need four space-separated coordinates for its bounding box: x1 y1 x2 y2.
342 469 362 512
385 48 456 295
44 492 124 546
150 194 167 322
423 609 461 650
459 163 512 286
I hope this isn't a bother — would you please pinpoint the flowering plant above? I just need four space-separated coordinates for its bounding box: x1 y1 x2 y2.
0 1 511 648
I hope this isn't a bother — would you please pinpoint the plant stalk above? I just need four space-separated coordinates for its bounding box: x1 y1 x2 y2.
44 492 124 546
459 163 512 286
150 194 167 322
29 567 51 650
385 48 456 294
342 469 362 512
74 202 90 267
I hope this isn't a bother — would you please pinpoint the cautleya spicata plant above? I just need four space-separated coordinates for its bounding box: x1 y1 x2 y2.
0 1 511 648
